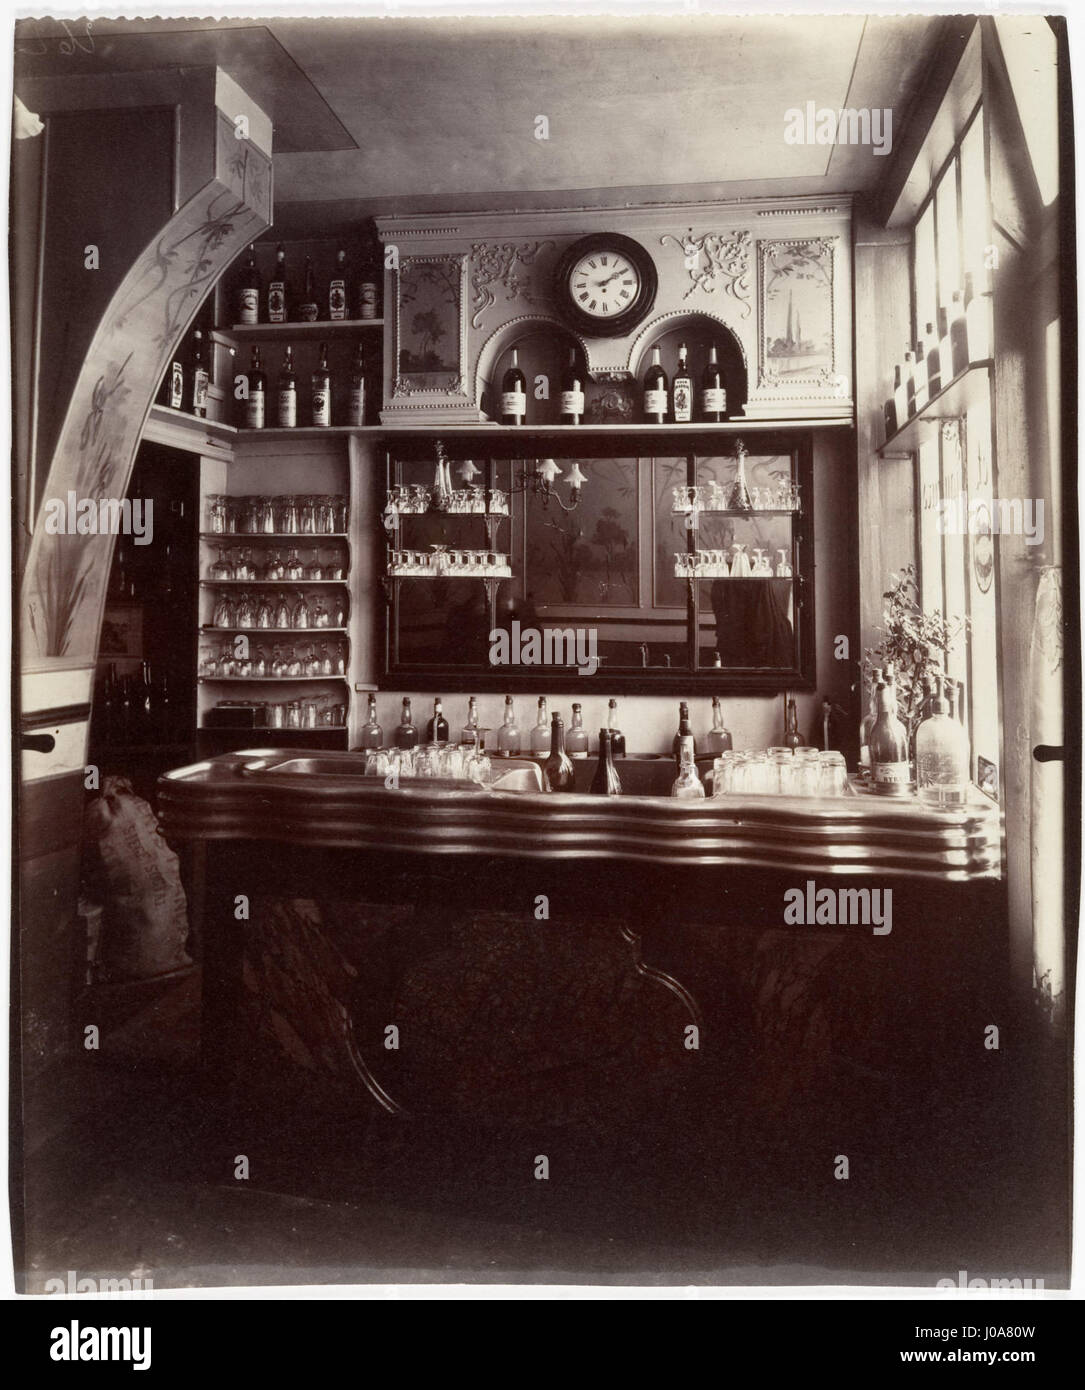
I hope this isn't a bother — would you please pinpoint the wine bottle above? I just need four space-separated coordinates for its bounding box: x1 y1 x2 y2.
238 243 261 325
157 350 184 410
937 304 953 388
606 697 626 757
913 338 929 412
903 349 917 418
590 729 622 796
245 346 266 429
949 289 968 377
530 696 550 754
671 701 694 765
783 695 806 749
869 680 910 791
671 341 693 423
348 344 366 427
190 329 209 418
501 348 527 425
701 345 726 422
543 712 575 791
566 703 589 758
425 697 449 745
297 256 319 323
312 342 331 427
560 347 585 425
394 697 419 749
360 694 383 750
924 321 941 397
277 346 297 428
461 696 480 746
497 695 521 756
704 696 732 755
329 248 348 321
643 344 668 423
892 360 908 433
964 270 992 362
268 244 287 323
671 735 705 799
884 365 900 439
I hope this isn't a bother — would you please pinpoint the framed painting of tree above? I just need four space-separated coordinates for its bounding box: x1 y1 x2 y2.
389 253 475 415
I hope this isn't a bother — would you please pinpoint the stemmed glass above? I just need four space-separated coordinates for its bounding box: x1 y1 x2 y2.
776 549 793 578
731 543 751 577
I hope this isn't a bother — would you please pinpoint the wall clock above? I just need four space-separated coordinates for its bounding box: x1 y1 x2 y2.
554 233 657 336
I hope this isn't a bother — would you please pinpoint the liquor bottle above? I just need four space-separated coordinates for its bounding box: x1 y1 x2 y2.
883 364 901 439
590 729 622 796
915 676 970 803
892 359 908 433
394 697 419 749
244 346 266 429
190 329 209 418
937 305 953 388
329 248 348 321
277 346 297 428
728 440 753 511
566 703 589 758
560 347 585 425
348 344 366 427
543 712 575 792
268 244 287 323
501 348 527 425
704 696 733 755
671 341 693 423
964 271 992 362
606 697 626 757
530 696 550 754
360 694 383 749
949 289 968 378
461 696 480 746
311 342 331 427
671 701 694 765
924 321 942 397
671 734 705 799
423 696 449 745
701 345 726 422
297 256 319 323
643 344 668 423
912 337 929 412
783 695 806 748
157 352 184 410
238 244 261 325
497 695 522 756
859 667 883 774
903 349 917 418
869 680 910 791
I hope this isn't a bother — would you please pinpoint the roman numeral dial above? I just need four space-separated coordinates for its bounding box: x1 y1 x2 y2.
555 234 657 336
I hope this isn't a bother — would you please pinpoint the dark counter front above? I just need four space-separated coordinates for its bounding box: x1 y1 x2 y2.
158 749 1007 1135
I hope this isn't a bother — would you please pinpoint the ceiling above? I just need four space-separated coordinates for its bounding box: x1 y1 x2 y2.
14 13 946 215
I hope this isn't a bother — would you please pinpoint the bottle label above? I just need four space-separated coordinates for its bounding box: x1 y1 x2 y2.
300 302 319 323
168 362 184 410
312 389 330 427
359 283 378 319
277 389 296 428
268 284 286 323
329 280 346 320
239 288 259 325
673 380 692 422
560 389 585 417
874 760 911 785
246 387 265 429
192 368 209 415
349 384 365 427
702 386 726 413
501 389 526 417
644 388 667 415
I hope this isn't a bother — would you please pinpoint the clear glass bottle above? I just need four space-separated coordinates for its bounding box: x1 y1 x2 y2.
530 696 550 754
964 270 992 362
859 667 883 774
727 441 753 510
671 734 705 799
461 696 479 746
704 695 733 755
924 321 942 397
903 349 917 417
497 695 521 757
590 729 622 796
915 676 970 803
783 695 806 749
360 695 383 750
566 703 589 758
949 289 968 377
672 701 694 765
606 698 626 757
543 712 575 791
395 697 419 749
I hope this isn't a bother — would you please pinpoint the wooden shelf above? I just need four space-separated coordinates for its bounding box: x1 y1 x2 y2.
226 318 383 339
143 403 237 452
672 508 798 518
878 360 993 456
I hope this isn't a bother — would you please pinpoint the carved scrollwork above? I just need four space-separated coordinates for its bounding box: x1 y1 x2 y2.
469 240 555 329
659 229 752 317
393 374 462 397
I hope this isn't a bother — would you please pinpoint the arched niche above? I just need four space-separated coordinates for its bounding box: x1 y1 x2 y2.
628 312 749 417
475 316 588 425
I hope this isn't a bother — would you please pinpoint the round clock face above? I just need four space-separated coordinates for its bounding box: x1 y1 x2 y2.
555 234 657 336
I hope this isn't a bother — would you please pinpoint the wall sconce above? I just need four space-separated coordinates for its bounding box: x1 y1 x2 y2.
513 458 586 512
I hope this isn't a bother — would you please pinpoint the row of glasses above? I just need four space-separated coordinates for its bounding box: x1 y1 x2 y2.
362 741 494 784
388 548 511 578
675 546 793 579
207 547 347 582
671 481 801 514
200 641 346 678
211 592 342 629
206 494 349 535
711 748 848 798
385 485 509 516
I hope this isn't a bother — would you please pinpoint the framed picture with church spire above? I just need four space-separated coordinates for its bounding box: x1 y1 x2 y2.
756 237 840 397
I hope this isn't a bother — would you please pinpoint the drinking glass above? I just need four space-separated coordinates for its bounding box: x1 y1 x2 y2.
213 594 235 628
211 548 233 581
256 596 273 629
304 552 323 581
235 592 256 627
264 550 285 581
794 748 822 797
285 549 304 580
299 495 317 534
286 648 302 677
819 751 849 798
287 701 302 729
271 645 285 677
334 495 349 531
293 595 312 629
776 549 793 578
711 750 735 796
731 543 751 577
318 495 336 534
208 495 228 534
254 646 268 677
258 497 275 534
281 496 300 534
